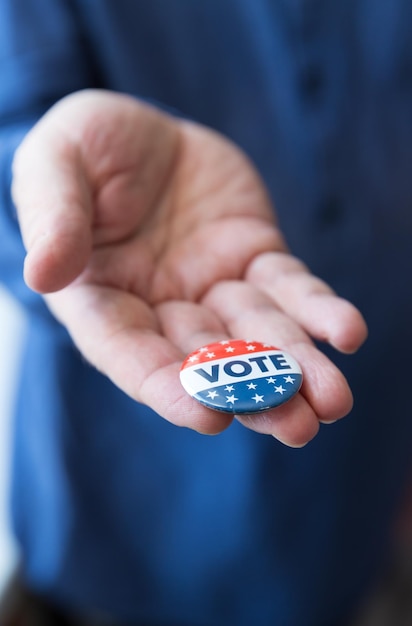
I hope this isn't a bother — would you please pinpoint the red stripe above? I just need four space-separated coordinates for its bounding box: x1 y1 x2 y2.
181 339 280 369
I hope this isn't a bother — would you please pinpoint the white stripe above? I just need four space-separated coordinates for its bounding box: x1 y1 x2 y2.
180 350 302 395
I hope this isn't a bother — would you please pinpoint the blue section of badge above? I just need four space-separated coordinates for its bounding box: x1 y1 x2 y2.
193 373 303 414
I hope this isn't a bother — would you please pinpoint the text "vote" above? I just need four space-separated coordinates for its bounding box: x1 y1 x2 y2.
195 353 292 384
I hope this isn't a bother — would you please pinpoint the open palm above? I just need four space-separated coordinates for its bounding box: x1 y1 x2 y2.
13 90 367 445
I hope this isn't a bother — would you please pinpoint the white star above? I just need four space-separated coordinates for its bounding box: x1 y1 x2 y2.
274 385 286 395
206 352 215 358
199 347 208 353
284 376 295 384
225 385 235 392
206 390 219 399
220 340 230 345
266 377 277 384
226 394 238 404
247 382 257 390
188 354 199 362
225 346 235 353
252 393 264 403
246 344 256 351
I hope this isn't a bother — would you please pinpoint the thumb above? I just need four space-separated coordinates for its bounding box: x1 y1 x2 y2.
12 119 92 293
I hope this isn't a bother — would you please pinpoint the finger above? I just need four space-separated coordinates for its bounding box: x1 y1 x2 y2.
246 252 368 353
202 279 311 347
12 122 93 293
236 393 320 448
156 300 230 354
202 280 353 440
46 286 233 435
12 91 179 295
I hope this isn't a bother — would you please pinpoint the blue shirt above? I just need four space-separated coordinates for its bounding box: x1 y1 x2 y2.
1 1 412 624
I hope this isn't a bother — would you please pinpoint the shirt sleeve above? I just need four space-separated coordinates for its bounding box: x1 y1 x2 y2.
0 0 98 310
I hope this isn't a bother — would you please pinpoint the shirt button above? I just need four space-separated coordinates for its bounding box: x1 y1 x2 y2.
317 196 344 227
399 58 412 89
298 64 325 102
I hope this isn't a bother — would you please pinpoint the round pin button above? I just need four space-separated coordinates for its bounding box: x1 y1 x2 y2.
180 339 303 415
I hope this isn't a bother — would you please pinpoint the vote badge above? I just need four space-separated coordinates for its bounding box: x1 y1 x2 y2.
180 339 302 415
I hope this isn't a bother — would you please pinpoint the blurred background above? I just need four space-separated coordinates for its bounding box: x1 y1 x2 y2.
0 286 26 595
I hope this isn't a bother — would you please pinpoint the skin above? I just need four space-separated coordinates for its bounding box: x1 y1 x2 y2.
12 89 368 447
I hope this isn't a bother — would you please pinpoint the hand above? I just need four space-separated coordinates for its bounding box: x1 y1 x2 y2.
12 90 367 446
